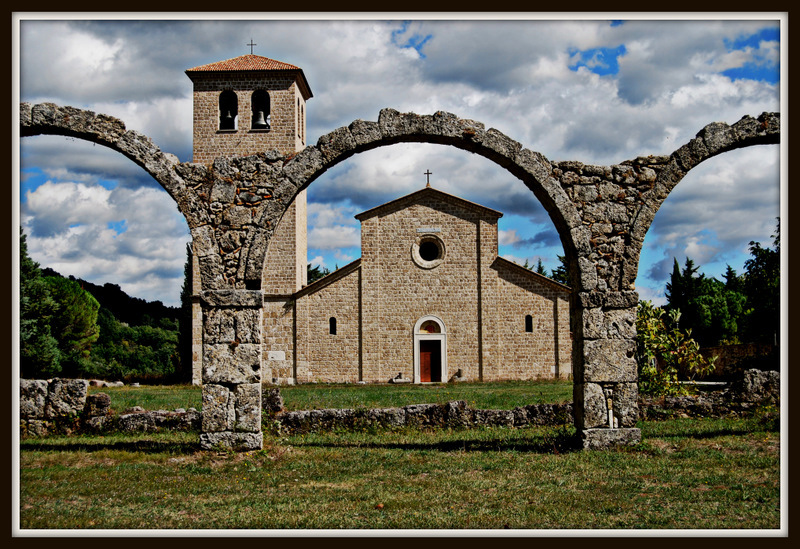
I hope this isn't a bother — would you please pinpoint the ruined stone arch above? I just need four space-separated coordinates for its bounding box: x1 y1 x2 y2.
19 101 780 451
624 112 781 289
244 108 588 290
19 102 208 231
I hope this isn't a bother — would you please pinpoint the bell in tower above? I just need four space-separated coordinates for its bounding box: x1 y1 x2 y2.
252 110 269 130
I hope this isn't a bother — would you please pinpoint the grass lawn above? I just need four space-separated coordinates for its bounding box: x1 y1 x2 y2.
17 413 781 530
93 380 574 414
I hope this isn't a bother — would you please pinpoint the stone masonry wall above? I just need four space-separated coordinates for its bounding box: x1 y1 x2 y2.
294 263 362 383
359 193 494 382
190 73 306 163
262 190 307 295
19 378 108 436
490 260 572 381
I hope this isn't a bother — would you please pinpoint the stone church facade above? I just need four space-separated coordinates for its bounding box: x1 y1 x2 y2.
278 186 572 384
185 54 570 385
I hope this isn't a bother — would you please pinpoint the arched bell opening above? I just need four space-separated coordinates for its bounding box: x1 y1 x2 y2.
218 90 238 131
251 90 270 131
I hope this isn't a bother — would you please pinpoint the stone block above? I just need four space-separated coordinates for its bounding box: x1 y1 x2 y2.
210 180 236 203
201 289 263 308
580 427 641 450
200 431 263 451
19 379 48 419
579 307 636 340
45 378 88 419
348 119 382 147
233 383 262 433
118 411 157 432
580 338 637 383
613 382 640 428
262 386 285 414
202 383 234 432
203 343 261 384
574 382 608 429
84 393 111 417
234 309 262 344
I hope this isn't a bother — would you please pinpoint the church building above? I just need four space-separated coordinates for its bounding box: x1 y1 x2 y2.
186 53 572 385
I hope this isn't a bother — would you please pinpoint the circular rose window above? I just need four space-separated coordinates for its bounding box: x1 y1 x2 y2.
411 235 446 269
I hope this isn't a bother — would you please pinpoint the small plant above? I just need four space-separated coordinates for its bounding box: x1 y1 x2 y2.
636 301 716 397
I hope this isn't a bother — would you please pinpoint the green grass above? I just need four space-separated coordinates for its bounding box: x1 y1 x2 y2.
18 415 781 530
91 384 202 413
92 380 573 415
277 379 573 411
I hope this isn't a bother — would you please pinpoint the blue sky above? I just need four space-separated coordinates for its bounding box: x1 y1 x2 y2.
15 15 783 307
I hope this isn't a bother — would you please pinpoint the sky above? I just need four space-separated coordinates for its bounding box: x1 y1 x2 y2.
14 14 784 308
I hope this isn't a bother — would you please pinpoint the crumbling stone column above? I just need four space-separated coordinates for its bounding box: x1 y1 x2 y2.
572 291 641 449
198 290 264 451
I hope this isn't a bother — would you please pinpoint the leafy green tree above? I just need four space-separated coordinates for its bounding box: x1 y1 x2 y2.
178 243 194 383
636 300 716 396
91 310 179 382
741 219 780 345
550 254 571 286
307 263 331 284
665 257 705 327
42 276 100 376
19 230 62 377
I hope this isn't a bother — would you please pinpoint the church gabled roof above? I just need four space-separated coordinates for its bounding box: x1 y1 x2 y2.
354 186 503 222
185 54 313 99
492 256 571 293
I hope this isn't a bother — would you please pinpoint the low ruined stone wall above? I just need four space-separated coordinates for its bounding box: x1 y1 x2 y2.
19 378 201 437
270 400 574 435
640 369 780 420
20 370 778 438
20 378 104 437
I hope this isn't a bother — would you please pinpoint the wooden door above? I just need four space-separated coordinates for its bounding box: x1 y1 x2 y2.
419 340 441 382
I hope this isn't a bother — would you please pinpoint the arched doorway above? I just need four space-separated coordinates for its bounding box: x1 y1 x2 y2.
414 315 447 383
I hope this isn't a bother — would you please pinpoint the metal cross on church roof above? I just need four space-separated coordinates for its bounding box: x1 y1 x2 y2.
424 169 432 187
247 39 257 54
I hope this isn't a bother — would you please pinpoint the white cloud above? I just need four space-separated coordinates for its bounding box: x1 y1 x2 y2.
498 229 520 247
22 180 190 306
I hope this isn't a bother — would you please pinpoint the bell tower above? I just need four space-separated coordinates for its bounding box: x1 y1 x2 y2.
186 53 313 384
185 53 313 162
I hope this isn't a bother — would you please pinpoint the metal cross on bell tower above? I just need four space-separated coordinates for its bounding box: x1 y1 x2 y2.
247 39 257 54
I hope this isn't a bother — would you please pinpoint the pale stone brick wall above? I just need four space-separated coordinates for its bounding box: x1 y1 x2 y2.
262 190 307 295
295 262 362 382
290 188 571 384
488 259 572 381
189 73 306 163
262 298 296 383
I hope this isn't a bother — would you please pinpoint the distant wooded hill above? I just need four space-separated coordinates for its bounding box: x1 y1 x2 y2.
41 267 180 328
